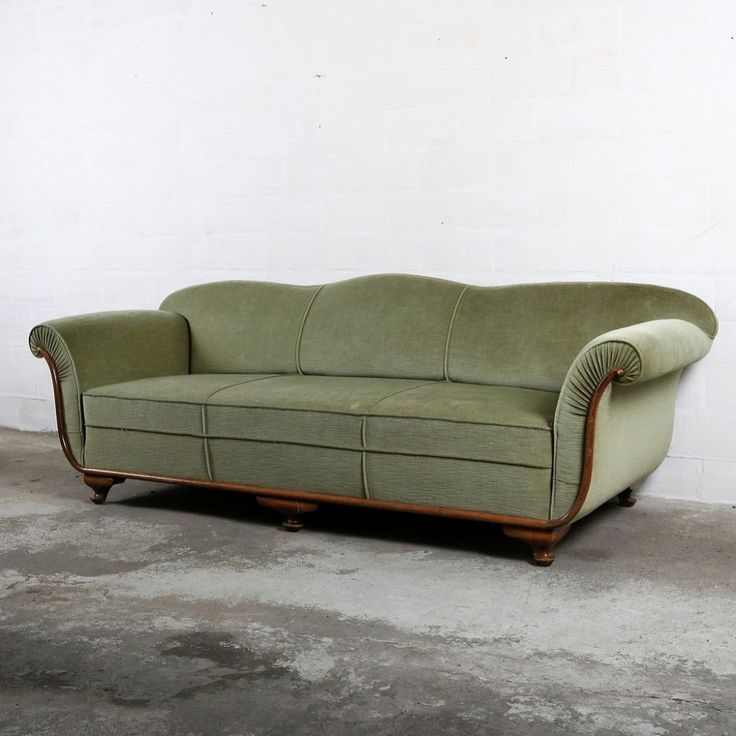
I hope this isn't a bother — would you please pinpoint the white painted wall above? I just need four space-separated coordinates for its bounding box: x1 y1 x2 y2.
1 0 734 503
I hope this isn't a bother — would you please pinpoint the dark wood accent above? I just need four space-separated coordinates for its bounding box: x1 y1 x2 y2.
617 487 637 507
83 474 124 504
36 347 86 473
502 524 570 566
256 496 319 531
76 470 562 527
555 367 627 526
35 346 629 563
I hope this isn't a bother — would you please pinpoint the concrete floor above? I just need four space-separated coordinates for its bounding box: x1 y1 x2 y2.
0 428 735 736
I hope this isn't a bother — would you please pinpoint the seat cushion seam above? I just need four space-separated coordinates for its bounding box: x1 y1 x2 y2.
367 415 552 431
363 381 440 414
85 374 282 404
84 426 552 468
85 397 554 430
84 395 383 415
86 425 360 452
363 449 551 469
203 374 283 403
85 394 207 406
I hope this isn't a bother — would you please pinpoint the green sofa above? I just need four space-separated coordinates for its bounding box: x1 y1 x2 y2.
29 275 717 565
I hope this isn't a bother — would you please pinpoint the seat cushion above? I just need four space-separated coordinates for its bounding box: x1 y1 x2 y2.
83 374 279 479
83 374 279 436
84 374 556 466
206 375 432 448
83 374 431 497
365 382 556 468
82 373 558 518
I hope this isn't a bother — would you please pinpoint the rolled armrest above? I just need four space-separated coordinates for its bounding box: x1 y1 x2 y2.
29 310 189 465
552 319 714 520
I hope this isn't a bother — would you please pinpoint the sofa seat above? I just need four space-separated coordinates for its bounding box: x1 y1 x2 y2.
82 373 558 517
84 373 556 463
363 381 555 466
83 373 279 436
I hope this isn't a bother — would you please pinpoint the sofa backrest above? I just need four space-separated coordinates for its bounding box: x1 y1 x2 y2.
298 274 464 380
448 281 717 391
160 281 319 374
161 275 717 391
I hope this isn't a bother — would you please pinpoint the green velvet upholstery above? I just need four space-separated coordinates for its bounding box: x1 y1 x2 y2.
29 311 189 465
364 382 556 466
81 374 560 517
552 318 714 519
207 375 430 450
210 440 366 496
564 372 681 520
160 281 319 374
84 428 209 480
366 454 552 519
30 275 717 527
295 274 466 379
157 275 716 391
448 282 717 391
84 374 278 437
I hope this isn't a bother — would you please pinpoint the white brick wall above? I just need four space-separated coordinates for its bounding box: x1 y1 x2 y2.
1 0 734 503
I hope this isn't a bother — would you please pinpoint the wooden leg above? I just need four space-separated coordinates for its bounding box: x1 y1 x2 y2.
83 474 124 505
501 524 571 566
256 496 319 531
617 487 637 507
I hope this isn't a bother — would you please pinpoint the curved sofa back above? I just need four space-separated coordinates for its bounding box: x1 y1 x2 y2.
161 275 716 391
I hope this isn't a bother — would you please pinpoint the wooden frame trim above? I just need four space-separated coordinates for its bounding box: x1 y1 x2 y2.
37 347 86 473
36 347 624 531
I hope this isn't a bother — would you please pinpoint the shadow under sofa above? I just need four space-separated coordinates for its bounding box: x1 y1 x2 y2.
29 274 717 565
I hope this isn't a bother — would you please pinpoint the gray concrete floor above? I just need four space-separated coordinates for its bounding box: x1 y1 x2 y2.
0 427 735 736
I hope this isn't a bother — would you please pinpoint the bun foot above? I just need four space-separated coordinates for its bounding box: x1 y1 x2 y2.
501 524 570 566
282 518 305 532
532 549 556 567
256 497 318 531
83 474 124 504
617 487 637 507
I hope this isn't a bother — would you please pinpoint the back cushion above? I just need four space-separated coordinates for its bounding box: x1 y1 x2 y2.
161 281 319 373
161 277 715 387
449 282 718 391
299 274 465 379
